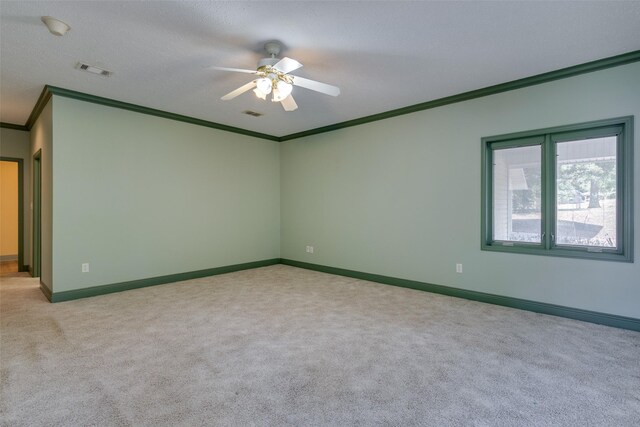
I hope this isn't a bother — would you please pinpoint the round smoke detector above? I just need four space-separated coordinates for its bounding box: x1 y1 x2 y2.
41 16 71 36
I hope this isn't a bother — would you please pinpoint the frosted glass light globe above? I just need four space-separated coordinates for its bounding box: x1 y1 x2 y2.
277 81 292 98
256 78 272 95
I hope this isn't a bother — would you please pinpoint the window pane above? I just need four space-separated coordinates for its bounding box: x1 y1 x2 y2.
556 137 617 248
492 145 542 243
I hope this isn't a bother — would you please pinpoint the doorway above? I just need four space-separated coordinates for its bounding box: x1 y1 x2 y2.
0 158 24 275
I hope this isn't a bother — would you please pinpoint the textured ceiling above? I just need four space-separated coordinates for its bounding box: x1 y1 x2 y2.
1 1 640 137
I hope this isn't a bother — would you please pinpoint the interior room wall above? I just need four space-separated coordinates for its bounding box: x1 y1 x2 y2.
51 96 280 293
0 127 31 266
280 61 640 319
30 100 53 289
0 161 19 258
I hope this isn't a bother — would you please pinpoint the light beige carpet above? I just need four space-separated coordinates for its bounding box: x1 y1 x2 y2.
1 265 639 426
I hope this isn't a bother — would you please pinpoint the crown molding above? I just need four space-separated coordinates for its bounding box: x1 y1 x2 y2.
43 86 280 141
279 50 640 141
24 86 53 130
19 50 640 141
0 122 29 131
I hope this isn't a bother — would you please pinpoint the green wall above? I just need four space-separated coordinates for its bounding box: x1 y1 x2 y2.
280 61 640 319
39 60 639 320
30 100 53 290
51 96 280 292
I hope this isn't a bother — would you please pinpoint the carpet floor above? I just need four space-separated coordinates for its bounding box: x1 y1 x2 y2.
1 265 639 426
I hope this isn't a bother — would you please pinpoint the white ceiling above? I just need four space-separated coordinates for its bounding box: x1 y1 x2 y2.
1 1 639 137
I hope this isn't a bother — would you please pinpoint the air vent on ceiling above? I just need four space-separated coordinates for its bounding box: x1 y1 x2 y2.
76 62 112 77
242 110 263 117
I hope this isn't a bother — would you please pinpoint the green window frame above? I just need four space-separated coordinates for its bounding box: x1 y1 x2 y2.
481 116 633 262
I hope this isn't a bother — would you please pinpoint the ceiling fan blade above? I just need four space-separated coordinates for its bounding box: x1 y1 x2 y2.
273 57 303 74
292 76 340 97
280 95 298 112
221 80 257 100
212 66 258 75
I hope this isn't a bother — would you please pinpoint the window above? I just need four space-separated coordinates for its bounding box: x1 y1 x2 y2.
482 117 633 262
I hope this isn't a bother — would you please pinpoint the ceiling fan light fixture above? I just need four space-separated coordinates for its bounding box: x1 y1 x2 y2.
273 81 292 101
256 78 272 95
253 88 267 100
214 40 340 111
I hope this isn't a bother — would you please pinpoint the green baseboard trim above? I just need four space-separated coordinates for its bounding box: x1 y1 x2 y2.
19 264 29 273
39 281 52 302
280 259 640 332
49 258 280 303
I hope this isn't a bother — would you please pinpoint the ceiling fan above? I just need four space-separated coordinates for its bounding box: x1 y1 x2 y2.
213 42 340 111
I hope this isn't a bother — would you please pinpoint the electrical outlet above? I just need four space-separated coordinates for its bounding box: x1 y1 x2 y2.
456 263 463 274
82 263 90 273
306 246 314 254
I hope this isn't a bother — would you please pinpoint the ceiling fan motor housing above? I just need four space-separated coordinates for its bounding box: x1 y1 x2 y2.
264 41 281 56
